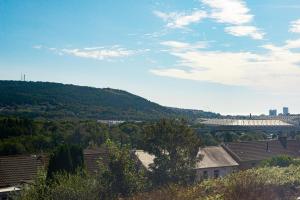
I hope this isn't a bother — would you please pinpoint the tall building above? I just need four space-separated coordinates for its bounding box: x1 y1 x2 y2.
283 107 289 115
269 109 277 116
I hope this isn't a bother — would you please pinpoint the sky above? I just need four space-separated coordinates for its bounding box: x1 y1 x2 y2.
1 0 300 115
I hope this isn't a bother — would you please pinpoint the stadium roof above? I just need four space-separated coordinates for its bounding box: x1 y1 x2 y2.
201 119 293 127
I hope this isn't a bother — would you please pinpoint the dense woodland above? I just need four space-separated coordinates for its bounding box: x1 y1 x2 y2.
0 116 274 156
0 81 219 120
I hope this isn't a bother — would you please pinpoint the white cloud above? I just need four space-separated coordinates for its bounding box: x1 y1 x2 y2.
290 19 300 33
154 0 263 39
225 26 265 40
151 41 300 93
285 38 300 49
154 10 207 28
160 40 207 50
201 0 253 25
61 48 134 60
33 45 42 49
34 45 144 60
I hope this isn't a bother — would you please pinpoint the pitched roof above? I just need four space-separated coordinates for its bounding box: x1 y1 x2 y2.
196 146 238 169
0 155 47 188
134 150 155 170
134 147 238 170
83 148 109 175
222 140 300 162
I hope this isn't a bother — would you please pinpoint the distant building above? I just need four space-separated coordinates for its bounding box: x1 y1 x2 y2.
269 109 277 116
283 107 289 115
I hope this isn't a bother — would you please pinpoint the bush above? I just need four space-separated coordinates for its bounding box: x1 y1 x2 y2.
13 170 99 200
126 166 300 200
260 155 299 167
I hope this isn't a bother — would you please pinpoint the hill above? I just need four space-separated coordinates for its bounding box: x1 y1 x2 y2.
0 81 219 120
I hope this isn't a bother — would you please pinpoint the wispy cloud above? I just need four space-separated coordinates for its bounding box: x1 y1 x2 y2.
151 40 300 93
160 40 207 50
154 10 207 29
61 48 134 60
225 26 265 40
33 45 148 60
154 0 264 40
33 45 43 49
290 19 300 33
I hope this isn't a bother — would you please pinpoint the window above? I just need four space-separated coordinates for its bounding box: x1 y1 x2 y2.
214 170 219 178
203 171 208 179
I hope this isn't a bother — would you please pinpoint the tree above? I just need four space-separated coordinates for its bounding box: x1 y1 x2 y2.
47 144 84 180
97 141 148 199
260 155 297 167
142 119 201 186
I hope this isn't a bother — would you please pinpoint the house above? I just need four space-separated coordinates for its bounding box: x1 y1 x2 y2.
83 148 109 174
195 146 238 180
0 154 47 199
0 148 113 199
222 136 300 169
134 146 239 181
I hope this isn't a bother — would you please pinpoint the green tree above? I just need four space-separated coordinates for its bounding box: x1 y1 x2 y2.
260 155 297 167
47 144 84 180
98 141 148 199
142 119 201 186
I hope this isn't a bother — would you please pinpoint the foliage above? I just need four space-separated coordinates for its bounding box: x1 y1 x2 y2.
14 170 99 200
198 130 268 146
47 144 84 180
142 119 201 185
0 80 218 120
127 166 300 200
97 141 149 199
260 155 300 167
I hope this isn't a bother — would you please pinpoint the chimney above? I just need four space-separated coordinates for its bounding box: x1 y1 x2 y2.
278 133 288 149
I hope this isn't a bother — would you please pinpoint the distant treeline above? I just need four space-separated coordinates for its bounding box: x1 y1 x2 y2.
0 116 277 156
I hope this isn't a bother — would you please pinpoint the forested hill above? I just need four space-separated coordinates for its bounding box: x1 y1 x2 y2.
0 81 219 120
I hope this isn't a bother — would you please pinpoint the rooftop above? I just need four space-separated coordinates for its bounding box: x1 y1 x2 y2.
197 146 238 169
0 154 47 188
135 147 239 170
134 150 155 170
222 139 300 162
201 119 292 127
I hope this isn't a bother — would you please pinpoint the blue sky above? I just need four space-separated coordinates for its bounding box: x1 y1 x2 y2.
1 0 300 115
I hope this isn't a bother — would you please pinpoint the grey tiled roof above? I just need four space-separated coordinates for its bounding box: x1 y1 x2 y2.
222 140 300 162
0 155 47 187
196 146 238 169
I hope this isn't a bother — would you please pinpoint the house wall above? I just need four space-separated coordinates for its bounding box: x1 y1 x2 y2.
195 166 238 181
238 160 261 170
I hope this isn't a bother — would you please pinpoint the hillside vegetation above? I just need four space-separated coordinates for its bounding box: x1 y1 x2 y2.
0 81 218 120
127 166 300 200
